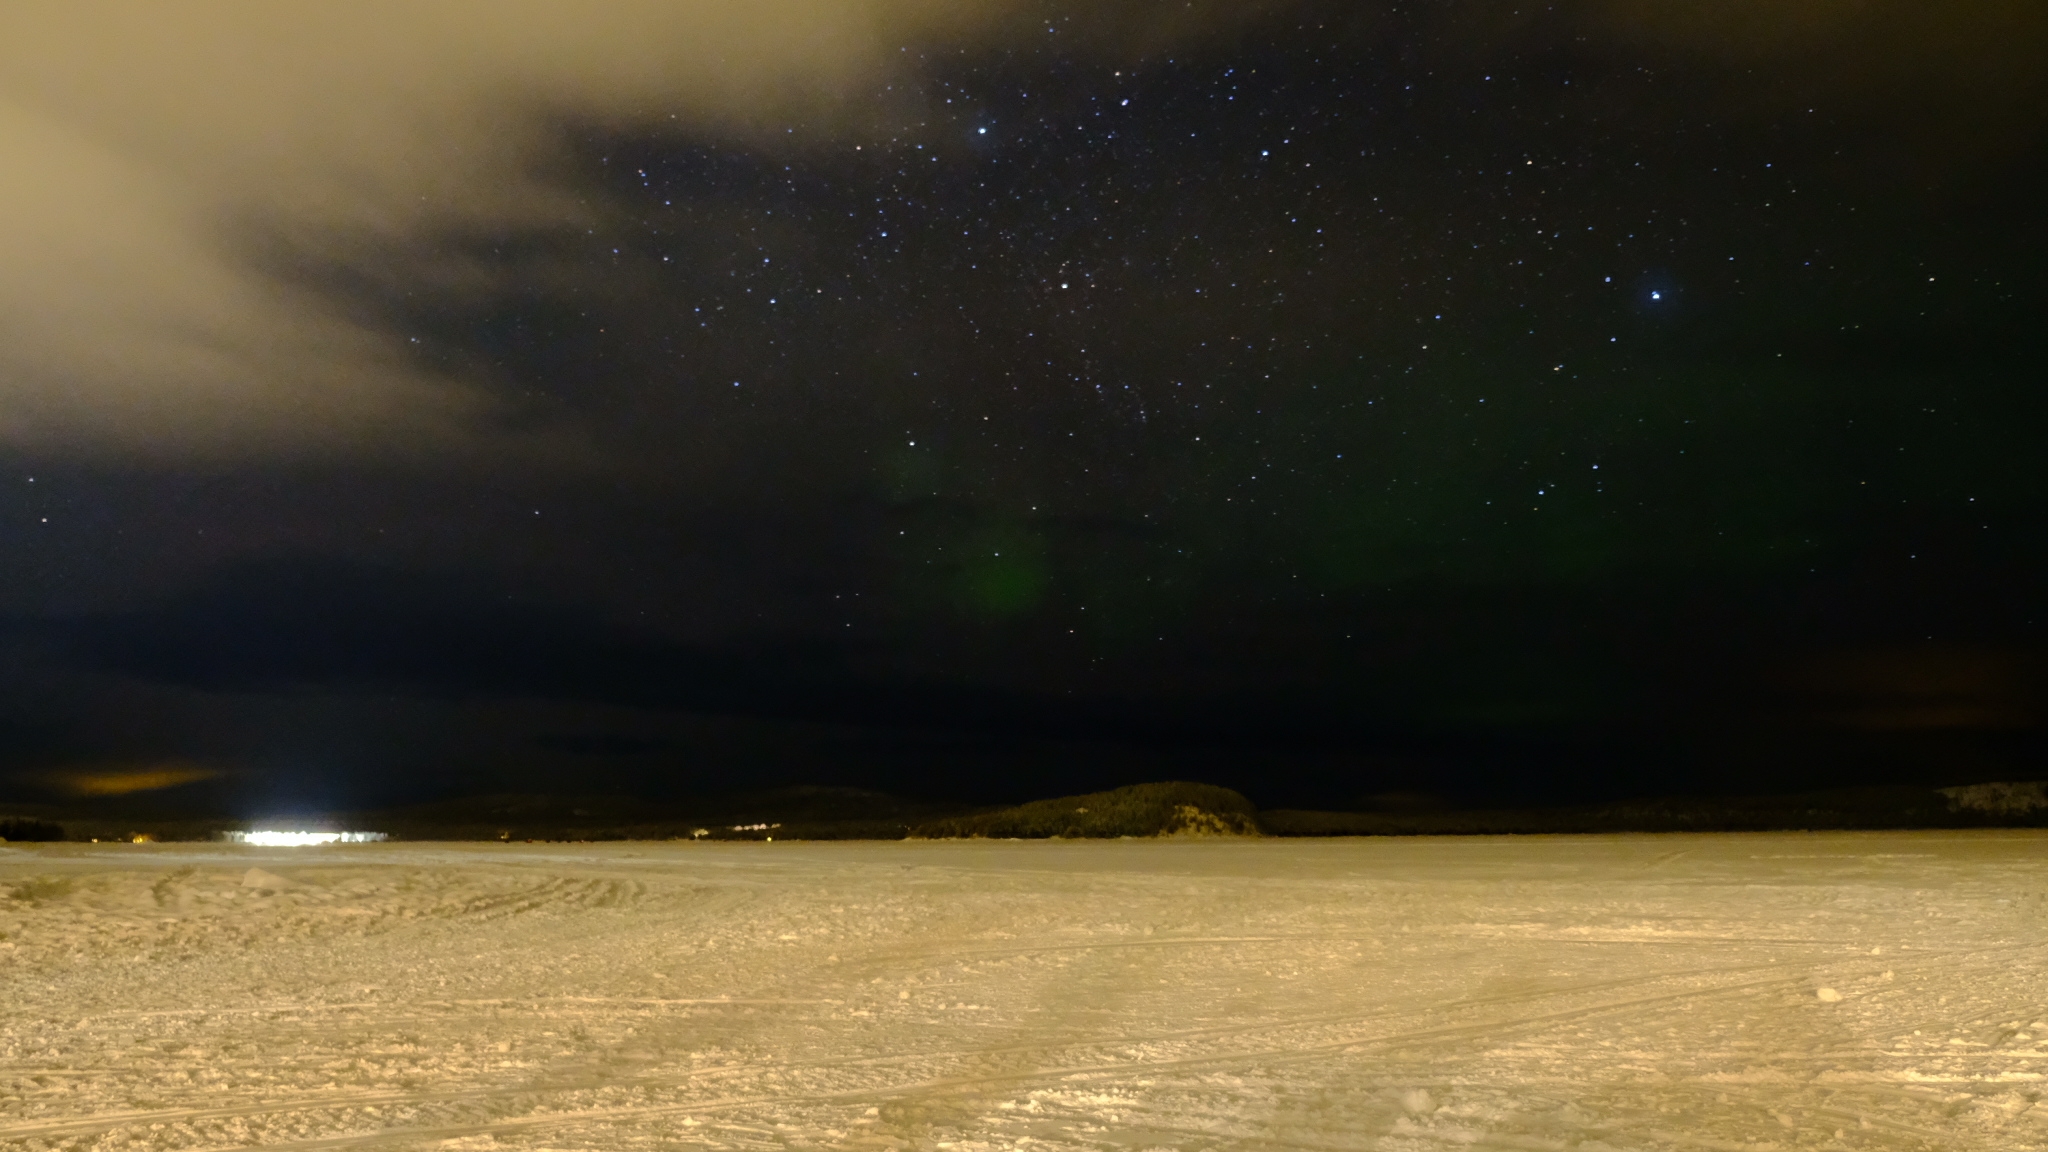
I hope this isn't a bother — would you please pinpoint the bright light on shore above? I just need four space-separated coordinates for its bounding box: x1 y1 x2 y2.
226 831 388 846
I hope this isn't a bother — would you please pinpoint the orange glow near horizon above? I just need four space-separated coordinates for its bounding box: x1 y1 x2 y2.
40 764 222 797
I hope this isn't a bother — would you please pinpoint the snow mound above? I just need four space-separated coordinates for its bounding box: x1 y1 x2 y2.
241 868 294 890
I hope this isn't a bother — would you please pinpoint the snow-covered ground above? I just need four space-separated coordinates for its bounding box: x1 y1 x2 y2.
2 832 2044 1150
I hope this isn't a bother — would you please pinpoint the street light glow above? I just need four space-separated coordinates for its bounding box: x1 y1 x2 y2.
226 831 387 846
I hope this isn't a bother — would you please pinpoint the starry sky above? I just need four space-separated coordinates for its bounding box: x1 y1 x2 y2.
1 0 2043 815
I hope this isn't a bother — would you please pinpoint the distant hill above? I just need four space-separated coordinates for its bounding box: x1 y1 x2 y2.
910 782 1261 839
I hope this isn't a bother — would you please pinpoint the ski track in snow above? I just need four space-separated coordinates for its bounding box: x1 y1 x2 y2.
1 833 2045 1150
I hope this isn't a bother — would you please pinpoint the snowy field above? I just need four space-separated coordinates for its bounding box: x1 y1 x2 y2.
2 833 2045 1150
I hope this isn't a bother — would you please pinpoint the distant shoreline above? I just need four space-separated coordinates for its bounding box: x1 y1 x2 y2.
6 780 2044 844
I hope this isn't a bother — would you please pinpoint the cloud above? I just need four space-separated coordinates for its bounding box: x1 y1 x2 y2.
0 99 483 457
1583 0 2048 132
1586 0 2045 65
0 1 1001 458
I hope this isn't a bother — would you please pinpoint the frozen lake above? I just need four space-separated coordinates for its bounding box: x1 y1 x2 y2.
2 833 2044 1149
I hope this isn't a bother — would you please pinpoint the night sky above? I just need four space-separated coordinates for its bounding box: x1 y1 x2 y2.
1 1 2043 816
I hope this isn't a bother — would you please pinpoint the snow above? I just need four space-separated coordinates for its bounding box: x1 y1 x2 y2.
2 831 2045 1149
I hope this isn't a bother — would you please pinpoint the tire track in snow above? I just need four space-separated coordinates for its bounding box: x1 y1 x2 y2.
216 972 1825 1149
0 960 1834 1146
6 939 1987 1144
